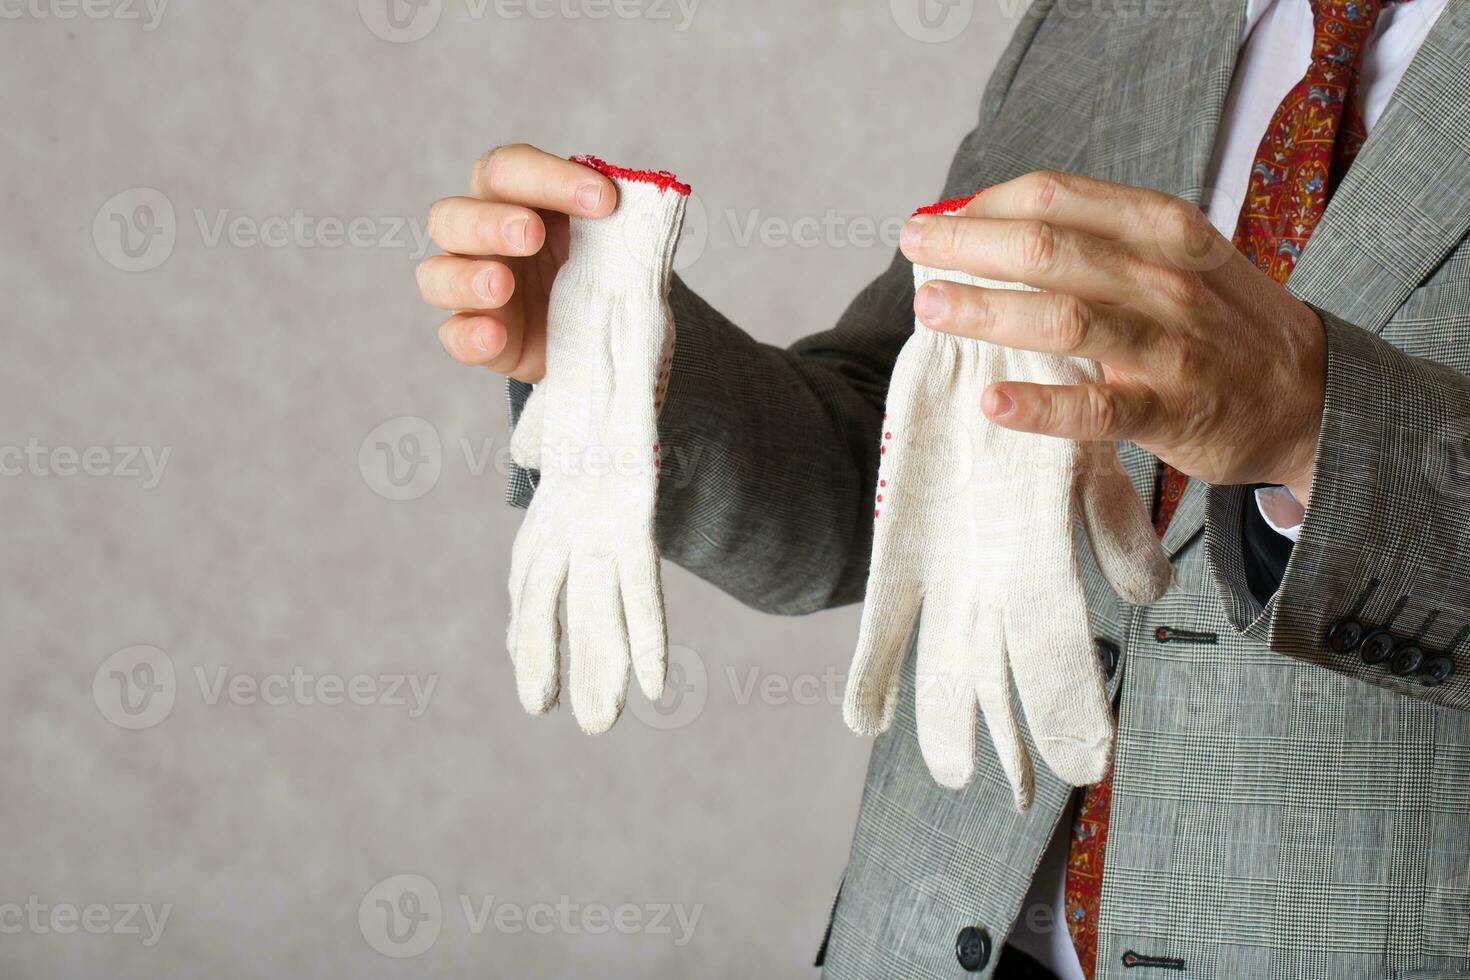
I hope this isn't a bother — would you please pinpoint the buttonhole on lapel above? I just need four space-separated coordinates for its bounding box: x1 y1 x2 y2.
1154 626 1217 645
1121 949 1186 971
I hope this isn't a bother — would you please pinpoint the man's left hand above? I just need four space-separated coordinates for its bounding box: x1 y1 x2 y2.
899 171 1326 505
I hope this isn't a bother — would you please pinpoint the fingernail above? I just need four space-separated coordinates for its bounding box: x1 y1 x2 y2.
473 268 498 304
506 216 528 253
901 216 929 250
472 321 505 359
576 182 603 214
985 387 1014 418
917 284 946 323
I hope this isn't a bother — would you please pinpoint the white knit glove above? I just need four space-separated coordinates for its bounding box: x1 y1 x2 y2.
844 196 1170 809
507 156 688 734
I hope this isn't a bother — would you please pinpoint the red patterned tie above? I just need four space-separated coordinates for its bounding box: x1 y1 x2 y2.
1062 1 1406 974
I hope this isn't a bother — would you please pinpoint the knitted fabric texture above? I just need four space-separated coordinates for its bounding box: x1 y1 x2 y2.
843 197 1170 808
507 156 687 735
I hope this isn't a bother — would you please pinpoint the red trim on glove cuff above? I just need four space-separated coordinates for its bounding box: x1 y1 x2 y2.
912 189 988 217
571 154 691 196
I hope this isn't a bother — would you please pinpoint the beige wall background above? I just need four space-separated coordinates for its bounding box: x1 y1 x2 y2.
2 1 1022 976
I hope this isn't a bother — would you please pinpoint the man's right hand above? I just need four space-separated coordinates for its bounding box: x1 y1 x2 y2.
418 144 618 382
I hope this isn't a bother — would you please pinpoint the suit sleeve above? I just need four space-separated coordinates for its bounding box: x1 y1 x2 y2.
504 0 1057 616
1206 306 1470 711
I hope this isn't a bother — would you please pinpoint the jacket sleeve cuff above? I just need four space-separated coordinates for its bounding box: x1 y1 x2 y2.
1206 305 1470 710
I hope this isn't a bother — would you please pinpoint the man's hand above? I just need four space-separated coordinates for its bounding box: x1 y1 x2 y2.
899 171 1327 504
418 144 618 382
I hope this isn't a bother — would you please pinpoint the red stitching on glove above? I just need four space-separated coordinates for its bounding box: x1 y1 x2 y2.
571 154 691 196
912 188 989 217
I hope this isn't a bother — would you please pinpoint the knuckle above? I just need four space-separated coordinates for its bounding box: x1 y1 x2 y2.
972 288 1000 336
414 258 437 298
1047 293 1091 352
1157 197 1206 247
478 143 521 196
1160 267 1204 306
1085 387 1120 435
1024 171 1064 215
1015 220 1057 273
426 199 448 243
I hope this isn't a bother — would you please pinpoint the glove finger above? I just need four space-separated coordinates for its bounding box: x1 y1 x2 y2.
509 383 547 471
913 591 981 792
618 544 667 702
1004 531 1114 788
506 511 544 662
1078 450 1171 606
568 550 631 735
843 576 920 737
512 536 568 716
973 600 1034 810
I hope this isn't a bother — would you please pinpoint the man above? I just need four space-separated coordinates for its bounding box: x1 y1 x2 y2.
416 0 1470 976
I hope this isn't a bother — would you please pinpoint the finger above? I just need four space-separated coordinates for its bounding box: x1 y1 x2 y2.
968 171 1235 273
469 143 618 218
972 601 1033 810
900 213 1147 305
1077 451 1173 606
427 196 545 257
983 381 1158 444
960 171 1165 241
1004 498 1114 787
415 255 515 311
510 536 568 716
567 551 631 735
913 591 981 792
916 280 1148 368
843 576 920 737
509 384 546 471
618 546 668 702
438 313 532 377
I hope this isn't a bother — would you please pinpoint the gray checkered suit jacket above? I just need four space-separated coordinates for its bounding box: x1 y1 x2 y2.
507 1 1470 976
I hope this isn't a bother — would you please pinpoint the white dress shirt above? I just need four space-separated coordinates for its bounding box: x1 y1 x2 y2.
1004 0 1449 975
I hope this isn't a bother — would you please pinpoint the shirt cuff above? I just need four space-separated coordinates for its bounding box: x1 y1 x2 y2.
1254 485 1306 543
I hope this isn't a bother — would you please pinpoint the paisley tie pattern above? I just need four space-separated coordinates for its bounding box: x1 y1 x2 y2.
1062 1 1409 975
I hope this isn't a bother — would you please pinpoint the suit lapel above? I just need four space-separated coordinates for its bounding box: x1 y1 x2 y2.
1286 6 1470 330
1089 0 1247 548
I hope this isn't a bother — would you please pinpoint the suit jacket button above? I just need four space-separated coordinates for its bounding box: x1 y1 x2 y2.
1390 643 1425 677
955 926 992 972
1328 619 1364 653
1420 654 1455 687
1358 629 1395 665
1095 638 1121 680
